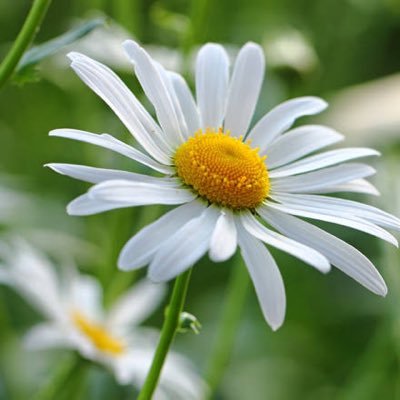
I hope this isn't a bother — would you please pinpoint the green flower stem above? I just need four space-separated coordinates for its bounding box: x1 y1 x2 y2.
0 0 52 89
137 268 192 400
33 353 86 400
205 261 250 398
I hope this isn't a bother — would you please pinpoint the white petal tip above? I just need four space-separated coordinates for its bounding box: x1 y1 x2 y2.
122 39 137 48
320 263 332 274
270 321 283 331
117 261 130 271
66 205 76 216
67 51 83 62
116 255 137 272
122 40 140 57
208 249 236 263
243 41 264 52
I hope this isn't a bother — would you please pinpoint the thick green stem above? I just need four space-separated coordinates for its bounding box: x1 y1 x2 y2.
205 262 250 398
0 0 52 89
137 269 192 400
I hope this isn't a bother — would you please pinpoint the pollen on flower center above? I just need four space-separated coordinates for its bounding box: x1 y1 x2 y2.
71 311 125 355
174 128 270 209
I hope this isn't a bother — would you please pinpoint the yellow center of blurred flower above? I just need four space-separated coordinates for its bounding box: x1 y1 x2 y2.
174 128 270 209
72 311 125 355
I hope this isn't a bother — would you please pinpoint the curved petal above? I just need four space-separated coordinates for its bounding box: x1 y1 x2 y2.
241 211 330 272
49 129 173 175
118 201 205 271
46 164 178 185
154 62 189 140
271 163 375 193
107 280 167 330
269 148 379 178
67 273 103 320
169 72 201 137
248 96 328 153
89 179 196 206
68 52 171 163
67 193 130 216
195 44 230 128
6 239 64 320
271 193 400 231
224 42 265 136
237 223 286 331
209 209 237 262
315 179 380 196
123 40 184 147
148 207 219 282
263 202 398 246
261 208 387 296
24 323 72 350
266 125 344 169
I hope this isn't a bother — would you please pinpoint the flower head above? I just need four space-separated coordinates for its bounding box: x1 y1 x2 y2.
48 40 400 330
0 238 206 399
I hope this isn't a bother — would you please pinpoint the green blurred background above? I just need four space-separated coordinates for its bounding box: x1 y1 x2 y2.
1 0 400 399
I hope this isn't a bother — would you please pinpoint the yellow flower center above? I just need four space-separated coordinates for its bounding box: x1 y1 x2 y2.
174 128 270 209
71 311 125 356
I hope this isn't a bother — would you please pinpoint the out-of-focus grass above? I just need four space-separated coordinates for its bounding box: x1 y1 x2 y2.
0 0 399 399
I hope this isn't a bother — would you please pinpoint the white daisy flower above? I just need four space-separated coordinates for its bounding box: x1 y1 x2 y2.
48 40 400 330
0 239 206 399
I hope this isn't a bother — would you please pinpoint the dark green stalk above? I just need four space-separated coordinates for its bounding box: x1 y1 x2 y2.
137 269 192 400
0 0 52 89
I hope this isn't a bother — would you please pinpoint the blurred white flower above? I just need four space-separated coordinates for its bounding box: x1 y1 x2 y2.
0 239 206 399
263 29 318 74
322 74 400 145
0 180 33 225
49 40 400 331
49 21 183 74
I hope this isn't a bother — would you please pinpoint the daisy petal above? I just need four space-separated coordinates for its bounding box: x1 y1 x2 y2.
46 164 178 185
154 62 189 140
24 323 71 350
4 240 64 320
266 125 344 169
241 211 330 272
269 148 379 178
263 202 398 246
248 97 328 153
68 274 103 320
122 40 184 147
262 208 387 296
107 280 166 329
209 209 237 262
271 163 375 193
316 179 380 196
118 201 205 271
67 193 128 216
67 52 171 162
196 44 230 128
237 224 286 330
224 42 265 136
148 207 219 282
271 193 400 231
89 179 196 206
49 129 173 174
169 72 201 137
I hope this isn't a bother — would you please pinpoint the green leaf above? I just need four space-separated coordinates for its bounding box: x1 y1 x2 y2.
16 18 105 74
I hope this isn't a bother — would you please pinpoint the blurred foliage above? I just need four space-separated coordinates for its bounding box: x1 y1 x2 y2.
14 18 105 84
0 0 400 399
